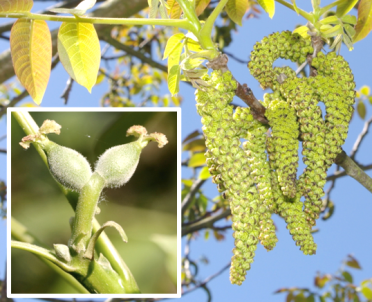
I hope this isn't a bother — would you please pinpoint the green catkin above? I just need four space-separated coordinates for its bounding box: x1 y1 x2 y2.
311 52 355 169
265 98 299 199
241 113 278 251
248 31 313 89
279 77 327 226
196 70 260 285
270 169 317 255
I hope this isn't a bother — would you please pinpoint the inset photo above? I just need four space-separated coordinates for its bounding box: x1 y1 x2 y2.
8 108 180 298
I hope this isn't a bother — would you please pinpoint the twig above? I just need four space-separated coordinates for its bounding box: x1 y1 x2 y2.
60 77 74 105
326 163 372 182
0 90 29 118
0 149 6 154
100 35 168 73
182 179 206 215
182 208 231 236
295 60 308 75
223 50 248 64
350 115 372 160
182 262 230 296
333 151 372 193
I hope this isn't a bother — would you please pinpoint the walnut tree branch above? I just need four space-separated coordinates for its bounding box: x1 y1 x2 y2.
332 151 372 193
207 54 268 123
182 179 206 216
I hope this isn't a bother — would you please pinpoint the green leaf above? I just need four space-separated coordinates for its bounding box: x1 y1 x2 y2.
257 0 275 18
293 26 310 39
163 33 185 59
149 0 160 18
354 0 372 42
225 0 248 26
10 19 51 105
345 254 362 269
315 274 331 288
182 179 193 187
361 287 372 299
167 65 181 95
188 152 206 167
0 0 33 12
360 85 370 96
342 271 353 283
305 294 315 302
49 0 96 16
183 130 202 144
344 23 356 39
183 138 206 151
336 0 358 17
319 16 340 25
58 22 101 92
291 0 299 15
357 101 366 119
341 15 357 25
322 201 335 220
180 56 205 71
368 96 372 105
186 38 203 52
198 166 211 180
343 32 354 51
320 24 343 38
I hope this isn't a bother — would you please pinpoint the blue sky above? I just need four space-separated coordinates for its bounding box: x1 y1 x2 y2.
1 0 372 300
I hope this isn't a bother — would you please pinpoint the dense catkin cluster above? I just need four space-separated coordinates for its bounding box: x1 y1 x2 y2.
194 31 355 286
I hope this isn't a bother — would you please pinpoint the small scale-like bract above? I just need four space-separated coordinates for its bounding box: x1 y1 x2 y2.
44 141 92 192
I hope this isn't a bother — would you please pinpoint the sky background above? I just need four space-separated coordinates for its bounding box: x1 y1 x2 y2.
1 0 372 301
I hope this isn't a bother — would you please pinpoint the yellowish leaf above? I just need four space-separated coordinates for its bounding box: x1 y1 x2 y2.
353 0 372 42
188 152 206 167
357 101 366 119
293 25 310 39
167 0 182 19
336 0 358 17
10 19 51 105
0 0 33 12
360 85 370 96
163 33 185 59
195 0 210 16
58 22 101 92
167 65 181 95
225 0 248 26
257 0 275 18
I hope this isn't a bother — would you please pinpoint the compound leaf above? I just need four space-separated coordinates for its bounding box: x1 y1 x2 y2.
353 0 372 42
225 0 248 26
10 18 51 105
0 0 33 12
58 22 101 92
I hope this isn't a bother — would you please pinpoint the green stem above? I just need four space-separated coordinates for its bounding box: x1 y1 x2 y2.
68 172 106 253
11 241 76 272
175 0 201 34
0 12 198 36
319 0 345 16
11 217 90 293
198 0 229 52
274 0 313 21
12 111 48 165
